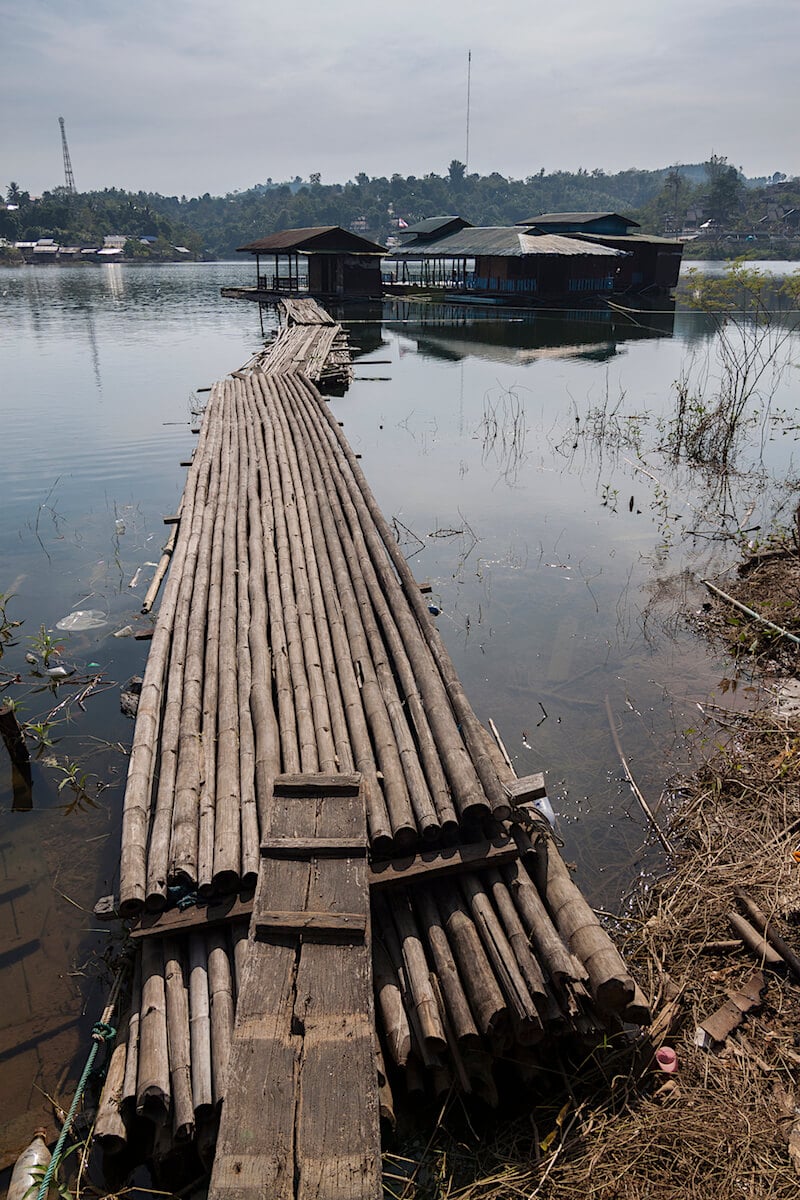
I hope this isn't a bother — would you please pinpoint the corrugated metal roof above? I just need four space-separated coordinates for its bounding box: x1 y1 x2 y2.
400 215 472 236
237 226 386 254
390 227 626 259
569 232 683 248
517 212 640 228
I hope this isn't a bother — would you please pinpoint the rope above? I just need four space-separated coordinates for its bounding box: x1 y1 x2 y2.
36 972 124 1200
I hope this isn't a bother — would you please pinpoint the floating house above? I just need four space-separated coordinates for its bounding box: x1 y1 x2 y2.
516 213 684 294
387 224 627 302
236 226 386 300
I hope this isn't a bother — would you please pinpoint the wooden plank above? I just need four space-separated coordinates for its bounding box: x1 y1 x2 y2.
129 893 254 940
370 837 520 889
208 774 379 1200
255 911 366 940
273 772 361 797
262 837 368 858
130 838 522 940
505 773 548 803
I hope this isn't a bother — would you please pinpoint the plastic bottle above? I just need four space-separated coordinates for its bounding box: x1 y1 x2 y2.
6 1128 51 1200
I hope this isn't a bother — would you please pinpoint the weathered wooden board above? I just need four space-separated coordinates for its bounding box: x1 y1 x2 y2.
208 774 380 1200
129 836 522 941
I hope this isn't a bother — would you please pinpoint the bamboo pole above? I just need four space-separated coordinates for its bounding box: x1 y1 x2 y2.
240 379 282 833
372 936 412 1068
196 393 232 895
188 933 214 1121
539 836 635 1013
136 938 171 1121
141 522 179 615
163 937 195 1141
258 377 392 849
485 867 551 1018
93 1015 129 1153
727 911 784 967
213 380 242 893
207 929 235 1108
121 957 141 1121
501 859 585 991
233 382 259 886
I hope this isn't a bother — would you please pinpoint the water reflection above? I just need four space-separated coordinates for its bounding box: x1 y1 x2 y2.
384 298 677 366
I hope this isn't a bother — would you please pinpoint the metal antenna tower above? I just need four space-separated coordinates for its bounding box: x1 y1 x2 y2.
58 117 77 194
465 51 472 172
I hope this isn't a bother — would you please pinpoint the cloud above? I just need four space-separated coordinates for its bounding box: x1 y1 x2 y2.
2 0 798 195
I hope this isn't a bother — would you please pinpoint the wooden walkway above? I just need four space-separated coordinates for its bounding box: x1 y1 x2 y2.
236 298 352 389
93 317 643 1196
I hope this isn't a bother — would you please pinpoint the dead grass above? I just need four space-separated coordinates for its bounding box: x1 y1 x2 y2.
385 700 800 1199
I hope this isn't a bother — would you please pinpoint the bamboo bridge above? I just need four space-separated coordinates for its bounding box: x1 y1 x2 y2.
92 299 644 1199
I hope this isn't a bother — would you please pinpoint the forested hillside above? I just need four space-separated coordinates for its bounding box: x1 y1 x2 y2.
2 158 798 260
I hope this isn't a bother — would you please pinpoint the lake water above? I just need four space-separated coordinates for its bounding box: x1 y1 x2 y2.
1 260 798 1163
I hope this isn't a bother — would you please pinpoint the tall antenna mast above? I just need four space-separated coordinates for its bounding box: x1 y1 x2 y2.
465 51 472 172
59 117 77 194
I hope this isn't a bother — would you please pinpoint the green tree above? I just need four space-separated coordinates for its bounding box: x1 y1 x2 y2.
703 154 744 225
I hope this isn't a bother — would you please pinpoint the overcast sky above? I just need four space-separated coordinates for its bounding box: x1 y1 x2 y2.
2 0 798 198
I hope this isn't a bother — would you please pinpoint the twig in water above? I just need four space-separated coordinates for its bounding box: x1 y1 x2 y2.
702 578 800 648
604 694 674 855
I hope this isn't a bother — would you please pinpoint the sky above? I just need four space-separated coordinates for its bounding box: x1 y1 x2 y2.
2 0 798 198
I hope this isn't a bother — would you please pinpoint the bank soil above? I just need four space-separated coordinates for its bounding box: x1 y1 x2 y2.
388 547 800 1199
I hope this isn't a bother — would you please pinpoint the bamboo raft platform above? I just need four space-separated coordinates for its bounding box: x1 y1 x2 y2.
235 298 353 389
93 326 645 1196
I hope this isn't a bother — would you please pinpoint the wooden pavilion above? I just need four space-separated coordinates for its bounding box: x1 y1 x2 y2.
236 226 386 300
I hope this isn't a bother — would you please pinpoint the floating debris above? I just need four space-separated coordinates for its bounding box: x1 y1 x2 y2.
55 609 108 632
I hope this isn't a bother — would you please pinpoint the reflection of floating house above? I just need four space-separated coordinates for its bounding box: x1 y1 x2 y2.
516 213 684 294
388 298 676 366
236 226 386 300
387 223 627 302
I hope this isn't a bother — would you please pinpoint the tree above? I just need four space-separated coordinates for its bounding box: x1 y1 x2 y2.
448 159 466 187
6 182 21 203
703 154 743 225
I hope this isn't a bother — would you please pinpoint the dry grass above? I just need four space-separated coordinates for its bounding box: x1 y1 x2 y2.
385 706 800 1199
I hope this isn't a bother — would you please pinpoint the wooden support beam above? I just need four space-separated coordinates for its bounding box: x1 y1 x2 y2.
128 836 521 940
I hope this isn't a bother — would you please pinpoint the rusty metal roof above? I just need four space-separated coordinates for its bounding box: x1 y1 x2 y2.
390 227 627 258
399 215 473 236
237 226 386 254
569 232 683 248
517 212 641 229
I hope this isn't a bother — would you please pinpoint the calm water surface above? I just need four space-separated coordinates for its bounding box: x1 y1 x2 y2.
1 261 798 1160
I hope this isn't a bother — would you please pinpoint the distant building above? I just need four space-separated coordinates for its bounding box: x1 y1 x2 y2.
515 213 683 294
388 224 626 301
237 226 386 299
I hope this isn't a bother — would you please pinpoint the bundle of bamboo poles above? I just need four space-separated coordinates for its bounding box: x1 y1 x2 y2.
95 846 640 1165
119 372 523 917
108 351 642 1178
